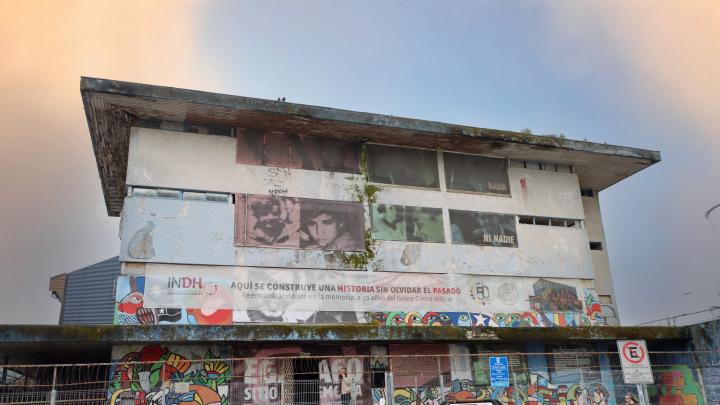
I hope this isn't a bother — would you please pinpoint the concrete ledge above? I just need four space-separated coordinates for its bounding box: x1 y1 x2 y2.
0 324 686 344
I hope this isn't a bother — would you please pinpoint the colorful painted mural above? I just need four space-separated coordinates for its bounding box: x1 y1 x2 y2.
367 310 598 327
107 345 231 405
116 274 602 327
647 365 705 405
372 374 612 405
114 276 233 325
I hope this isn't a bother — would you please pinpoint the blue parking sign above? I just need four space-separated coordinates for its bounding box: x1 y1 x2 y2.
489 356 509 388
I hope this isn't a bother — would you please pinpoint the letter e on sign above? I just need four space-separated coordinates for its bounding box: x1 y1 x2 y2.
617 340 654 384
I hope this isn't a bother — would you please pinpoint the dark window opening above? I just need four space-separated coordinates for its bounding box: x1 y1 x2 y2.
580 189 595 197
590 242 603 251
534 217 550 226
293 358 320 405
518 216 534 225
367 144 440 188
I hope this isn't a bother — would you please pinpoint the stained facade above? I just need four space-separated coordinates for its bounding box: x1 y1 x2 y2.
69 78 669 405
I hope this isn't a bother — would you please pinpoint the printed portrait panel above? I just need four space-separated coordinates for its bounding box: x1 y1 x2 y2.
444 152 510 194
405 206 444 243
245 195 300 248
236 129 360 173
449 210 518 248
371 204 406 241
366 144 440 188
299 199 365 251
371 204 444 243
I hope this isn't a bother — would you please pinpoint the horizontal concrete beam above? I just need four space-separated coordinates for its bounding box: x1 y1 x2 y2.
0 324 686 344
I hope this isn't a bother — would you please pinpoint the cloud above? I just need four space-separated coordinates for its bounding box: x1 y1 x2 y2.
544 1 720 144
0 0 216 323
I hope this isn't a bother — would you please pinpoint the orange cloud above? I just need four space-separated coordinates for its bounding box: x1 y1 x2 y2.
545 1 720 144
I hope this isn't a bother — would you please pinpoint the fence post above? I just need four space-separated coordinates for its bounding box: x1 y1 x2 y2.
577 352 585 393
437 357 446 401
509 356 520 405
385 371 393 405
49 365 57 405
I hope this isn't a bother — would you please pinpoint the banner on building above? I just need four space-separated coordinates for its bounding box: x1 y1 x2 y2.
142 264 591 316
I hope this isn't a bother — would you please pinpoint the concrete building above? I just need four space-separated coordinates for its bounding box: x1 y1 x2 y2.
39 77 677 404
80 77 659 329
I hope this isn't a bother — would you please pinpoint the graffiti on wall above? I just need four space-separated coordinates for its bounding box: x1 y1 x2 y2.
372 374 612 405
530 279 583 312
107 345 231 405
367 311 598 328
647 366 705 405
319 357 364 403
583 289 603 323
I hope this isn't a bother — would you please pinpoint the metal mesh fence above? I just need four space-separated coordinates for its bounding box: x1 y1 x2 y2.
0 350 717 404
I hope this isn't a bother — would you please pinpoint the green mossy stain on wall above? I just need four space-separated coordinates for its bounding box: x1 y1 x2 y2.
338 143 381 270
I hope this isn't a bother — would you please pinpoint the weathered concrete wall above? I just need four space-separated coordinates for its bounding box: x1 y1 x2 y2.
122 128 593 279
127 127 359 201
582 194 617 323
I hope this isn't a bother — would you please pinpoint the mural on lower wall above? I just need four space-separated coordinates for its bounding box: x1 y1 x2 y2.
114 276 603 327
646 365 705 405
107 345 231 405
372 374 612 405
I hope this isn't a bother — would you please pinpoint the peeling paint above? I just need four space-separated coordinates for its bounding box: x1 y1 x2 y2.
128 221 155 259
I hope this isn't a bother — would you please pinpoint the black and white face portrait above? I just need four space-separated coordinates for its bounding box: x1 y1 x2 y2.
299 200 365 251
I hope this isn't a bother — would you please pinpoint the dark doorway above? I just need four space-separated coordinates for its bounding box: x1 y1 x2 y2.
293 358 320 405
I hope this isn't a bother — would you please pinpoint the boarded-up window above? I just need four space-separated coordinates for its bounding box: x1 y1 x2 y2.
371 204 444 243
366 144 439 188
235 195 365 251
449 210 518 247
443 152 510 194
236 129 361 173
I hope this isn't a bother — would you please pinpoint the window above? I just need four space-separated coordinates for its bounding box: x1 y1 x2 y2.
589 242 603 251
517 215 582 228
509 160 572 173
443 152 510 195
236 129 361 173
580 189 595 197
366 144 440 188
129 186 231 203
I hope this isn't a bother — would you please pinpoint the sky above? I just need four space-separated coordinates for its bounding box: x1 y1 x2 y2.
0 0 718 325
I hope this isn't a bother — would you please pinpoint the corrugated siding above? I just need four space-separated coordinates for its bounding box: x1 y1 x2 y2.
60 257 120 324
